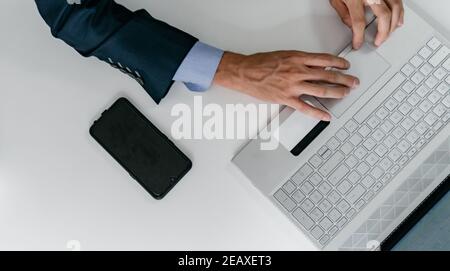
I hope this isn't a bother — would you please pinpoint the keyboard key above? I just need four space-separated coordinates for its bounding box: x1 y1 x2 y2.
336 129 350 141
401 63 415 76
309 154 323 168
337 180 352 195
354 146 368 159
345 120 359 133
442 95 450 108
292 190 305 203
402 81 416 93
367 116 381 129
328 190 341 205
424 113 439 126
356 162 370 175
310 173 323 186
310 208 324 221
292 164 313 185
420 63 433 76
274 189 296 212
318 199 332 213
319 217 333 231
392 127 406 139
292 208 314 230
393 90 408 102
410 108 424 121
340 142 354 155
311 225 324 240
429 45 449 67
283 181 296 194
318 181 332 196
329 226 339 236
419 100 433 112
388 148 402 162
380 157 393 171
425 76 439 89
376 107 389 120
411 72 425 84
390 111 403 124
433 104 446 117
370 167 384 179
374 144 388 157
327 137 340 150
444 58 450 71
355 199 366 210
365 153 380 167
372 129 385 142
329 209 342 222
398 103 412 115
363 138 377 151
363 191 375 201
419 46 433 59
380 121 394 133
349 134 363 146
427 37 441 50
347 184 366 204
319 152 344 177
434 67 447 80
383 135 396 148
337 200 351 213
362 176 375 189
408 93 421 106
417 85 431 98
397 140 411 152
320 235 330 245
401 117 415 131
328 165 350 186
317 146 332 159
346 209 357 219
348 171 361 184
415 121 428 135
300 198 314 213
310 190 323 204
410 55 424 67
373 182 384 192
337 217 348 228
345 155 359 169
436 82 449 95
300 182 314 195
385 98 399 111
358 125 371 137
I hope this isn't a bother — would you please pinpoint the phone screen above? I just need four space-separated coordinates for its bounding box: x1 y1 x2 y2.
90 98 191 199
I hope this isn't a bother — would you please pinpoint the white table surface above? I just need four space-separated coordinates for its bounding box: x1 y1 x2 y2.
0 0 449 250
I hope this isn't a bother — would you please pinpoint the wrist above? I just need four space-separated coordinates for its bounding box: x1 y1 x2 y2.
213 51 246 89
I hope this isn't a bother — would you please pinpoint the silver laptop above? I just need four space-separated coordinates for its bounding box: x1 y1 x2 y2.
232 4 450 250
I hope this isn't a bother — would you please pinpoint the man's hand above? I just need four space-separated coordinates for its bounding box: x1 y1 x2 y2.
330 0 404 49
213 51 359 121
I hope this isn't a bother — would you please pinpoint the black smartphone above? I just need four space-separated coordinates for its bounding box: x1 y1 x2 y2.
90 97 192 199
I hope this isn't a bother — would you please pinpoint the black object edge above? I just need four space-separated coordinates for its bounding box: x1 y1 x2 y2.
380 174 450 251
291 121 330 156
89 97 192 200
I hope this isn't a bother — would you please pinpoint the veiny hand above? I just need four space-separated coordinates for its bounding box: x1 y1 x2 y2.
213 51 359 121
330 0 404 49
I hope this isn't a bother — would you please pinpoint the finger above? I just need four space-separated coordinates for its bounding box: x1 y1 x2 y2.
307 69 360 88
302 53 350 69
344 0 366 49
369 1 392 46
296 82 350 99
386 0 403 32
330 0 352 27
287 98 331 121
398 2 405 26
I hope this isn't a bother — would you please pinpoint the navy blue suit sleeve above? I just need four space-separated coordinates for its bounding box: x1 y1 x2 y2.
35 0 198 104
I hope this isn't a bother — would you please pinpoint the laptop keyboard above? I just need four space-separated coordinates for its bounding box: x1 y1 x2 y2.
273 37 450 247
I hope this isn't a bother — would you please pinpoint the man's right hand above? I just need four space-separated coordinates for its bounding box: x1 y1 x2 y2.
213 51 359 121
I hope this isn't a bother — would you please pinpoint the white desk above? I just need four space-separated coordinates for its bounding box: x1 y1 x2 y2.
1 0 449 250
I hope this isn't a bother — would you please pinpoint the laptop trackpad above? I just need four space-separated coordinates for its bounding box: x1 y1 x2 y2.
318 43 390 118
